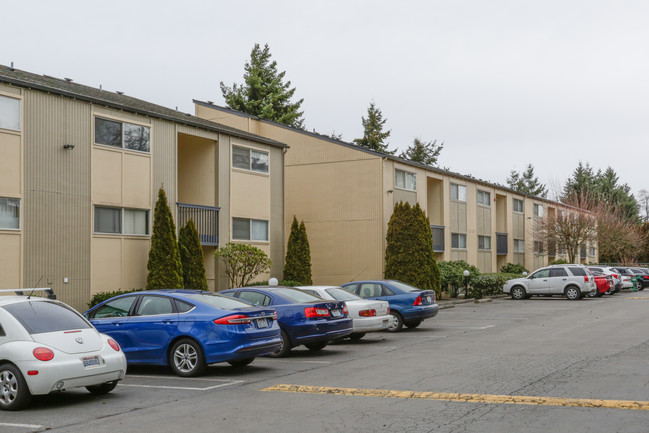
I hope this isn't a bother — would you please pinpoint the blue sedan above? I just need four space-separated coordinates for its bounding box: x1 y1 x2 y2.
341 280 439 332
221 286 353 357
84 290 281 376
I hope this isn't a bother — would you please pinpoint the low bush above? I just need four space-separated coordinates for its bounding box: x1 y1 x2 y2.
438 260 480 298
499 263 528 274
470 273 521 299
550 259 569 265
87 289 140 308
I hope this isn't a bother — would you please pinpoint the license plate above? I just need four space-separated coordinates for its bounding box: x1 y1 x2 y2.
82 355 101 368
425 296 432 303
381 319 388 328
256 318 268 328
331 309 342 318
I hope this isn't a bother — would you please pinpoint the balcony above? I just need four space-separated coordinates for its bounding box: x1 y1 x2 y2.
431 225 445 252
177 203 220 246
496 233 508 255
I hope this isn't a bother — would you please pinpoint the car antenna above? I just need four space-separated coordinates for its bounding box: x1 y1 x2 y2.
348 266 369 283
27 275 44 300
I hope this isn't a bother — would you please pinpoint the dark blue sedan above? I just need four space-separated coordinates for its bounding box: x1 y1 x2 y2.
84 290 281 376
220 286 353 357
341 280 439 332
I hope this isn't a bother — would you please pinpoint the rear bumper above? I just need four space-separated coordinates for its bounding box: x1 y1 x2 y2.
352 316 390 333
400 304 439 322
291 318 353 345
204 335 282 364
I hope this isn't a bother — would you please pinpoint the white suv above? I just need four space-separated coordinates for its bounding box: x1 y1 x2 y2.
503 265 597 300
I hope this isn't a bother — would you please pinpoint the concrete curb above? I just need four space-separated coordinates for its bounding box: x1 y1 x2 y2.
438 294 507 309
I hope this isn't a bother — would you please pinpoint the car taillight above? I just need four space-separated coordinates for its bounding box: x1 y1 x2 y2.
613 274 618 278
413 295 422 306
583 276 589 282
342 305 348 316
271 311 278 320
214 314 252 325
359 309 377 317
107 338 121 352
304 307 330 318
387 307 390 315
33 347 54 361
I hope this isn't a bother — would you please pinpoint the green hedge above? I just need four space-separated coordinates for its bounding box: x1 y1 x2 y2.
87 289 141 309
470 273 522 299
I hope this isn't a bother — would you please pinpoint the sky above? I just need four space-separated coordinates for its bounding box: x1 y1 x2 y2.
3 0 648 199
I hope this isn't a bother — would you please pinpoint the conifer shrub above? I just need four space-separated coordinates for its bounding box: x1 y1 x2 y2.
179 219 208 291
283 216 313 285
147 188 183 290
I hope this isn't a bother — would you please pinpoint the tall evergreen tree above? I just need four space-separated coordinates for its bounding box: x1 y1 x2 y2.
179 220 208 291
506 163 547 197
400 138 443 166
562 162 596 202
147 188 183 290
220 43 304 128
353 102 394 154
283 216 313 284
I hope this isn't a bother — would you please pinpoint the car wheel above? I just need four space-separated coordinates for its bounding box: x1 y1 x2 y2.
565 286 581 301
349 333 365 341
404 320 422 329
510 286 526 300
305 342 327 351
169 338 206 377
86 380 118 395
0 363 31 411
228 358 255 368
386 311 404 332
266 329 291 358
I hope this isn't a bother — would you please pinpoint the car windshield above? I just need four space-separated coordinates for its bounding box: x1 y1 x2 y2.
325 288 362 301
2 300 91 334
272 288 322 303
386 280 421 292
183 293 257 309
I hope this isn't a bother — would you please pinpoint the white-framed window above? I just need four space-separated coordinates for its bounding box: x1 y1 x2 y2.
94 207 149 235
534 204 544 217
0 95 20 131
514 239 525 253
451 233 467 249
477 190 491 206
513 199 524 213
0 197 20 229
232 145 269 173
478 235 491 250
589 247 596 257
394 169 416 191
450 183 467 202
94 117 150 152
534 240 544 254
232 218 269 241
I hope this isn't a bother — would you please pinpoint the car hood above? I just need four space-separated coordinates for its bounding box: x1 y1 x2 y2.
31 328 104 354
505 277 527 285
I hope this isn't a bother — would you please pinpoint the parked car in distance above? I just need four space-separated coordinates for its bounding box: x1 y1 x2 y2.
629 268 649 290
610 267 635 290
84 290 281 376
503 264 597 300
591 274 613 297
297 286 391 340
0 289 127 411
587 266 621 293
220 286 353 357
341 280 439 332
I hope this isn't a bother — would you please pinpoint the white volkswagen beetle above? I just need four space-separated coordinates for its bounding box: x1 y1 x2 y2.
297 286 391 340
0 290 127 410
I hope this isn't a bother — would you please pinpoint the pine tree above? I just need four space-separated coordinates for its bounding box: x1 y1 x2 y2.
506 163 547 197
220 43 305 128
147 188 183 290
179 220 208 291
283 216 313 284
400 138 443 166
353 102 394 154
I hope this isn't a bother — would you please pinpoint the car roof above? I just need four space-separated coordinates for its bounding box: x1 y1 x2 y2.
0 296 50 307
297 286 341 290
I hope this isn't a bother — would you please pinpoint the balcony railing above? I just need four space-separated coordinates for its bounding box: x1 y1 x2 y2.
177 203 220 246
496 233 508 255
431 225 445 252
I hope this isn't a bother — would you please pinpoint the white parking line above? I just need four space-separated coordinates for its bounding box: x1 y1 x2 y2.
119 375 243 391
435 325 495 330
256 359 332 364
0 423 43 429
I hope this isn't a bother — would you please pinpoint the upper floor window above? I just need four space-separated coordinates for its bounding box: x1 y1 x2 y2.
94 207 149 235
514 239 525 253
534 240 544 253
95 117 150 152
0 197 20 230
394 169 416 191
477 190 491 206
232 145 269 173
478 235 491 250
534 204 544 217
0 95 20 131
450 183 467 202
513 199 524 213
451 233 467 249
232 218 269 241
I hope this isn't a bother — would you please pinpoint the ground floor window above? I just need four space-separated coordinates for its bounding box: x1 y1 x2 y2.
232 218 269 241
514 239 525 253
478 235 491 250
451 233 467 249
94 206 149 235
0 197 20 229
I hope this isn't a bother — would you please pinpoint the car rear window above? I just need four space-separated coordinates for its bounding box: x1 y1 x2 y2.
183 293 254 309
325 288 361 301
568 267 587 276
387 280 422 292
272 288 322 303
2 301 91 334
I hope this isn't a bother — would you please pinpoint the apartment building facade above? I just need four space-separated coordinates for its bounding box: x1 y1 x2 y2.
0 66 286 310
194 101 597 284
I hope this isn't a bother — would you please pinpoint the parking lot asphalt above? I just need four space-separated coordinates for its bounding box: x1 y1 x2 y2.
3 291 649 433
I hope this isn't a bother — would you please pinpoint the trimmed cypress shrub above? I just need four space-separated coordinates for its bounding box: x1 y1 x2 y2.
283 216 313 285
179 219 208 291
146 187 184 290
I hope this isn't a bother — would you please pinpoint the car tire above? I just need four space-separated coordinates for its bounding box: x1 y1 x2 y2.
510 286 526 300
386 311 404 332
266 329 291 358
86 380 118 395
0 363 32 411
305 342 327 351
228 358 255 368
349 333 365 341
169 338 206 377
565 286 581 301
404 320 422 329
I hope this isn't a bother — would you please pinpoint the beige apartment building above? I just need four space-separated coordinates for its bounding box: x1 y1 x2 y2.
194 101 597 285
0 66 286 310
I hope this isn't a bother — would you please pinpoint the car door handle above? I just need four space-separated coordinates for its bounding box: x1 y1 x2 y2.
163 320 176 324
111 321 122 326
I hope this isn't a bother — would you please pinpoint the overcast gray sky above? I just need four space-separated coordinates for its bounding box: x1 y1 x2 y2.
4 0 648 198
